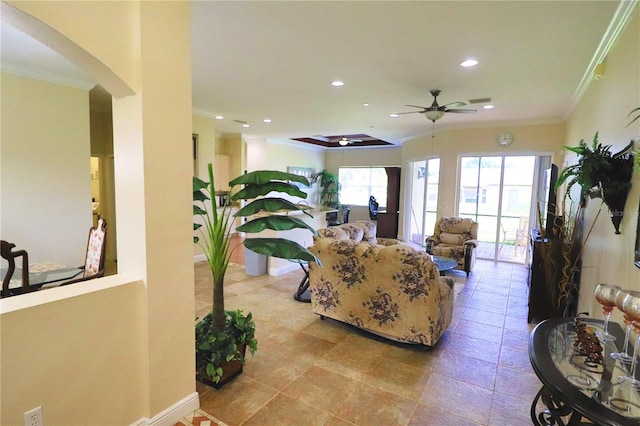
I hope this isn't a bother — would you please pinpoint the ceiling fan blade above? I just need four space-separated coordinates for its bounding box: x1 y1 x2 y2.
446 108 477 113
396 111 424 115
443 101 466 108
405 104 429 109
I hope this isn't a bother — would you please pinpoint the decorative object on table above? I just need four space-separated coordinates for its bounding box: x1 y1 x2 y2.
611 289 640 364
193 164 319 387
311 169 341 208
594 283 621 342
425 217 478 276
572 316 603 364
555 132 638 234
0 240 30 298
618 291 640 390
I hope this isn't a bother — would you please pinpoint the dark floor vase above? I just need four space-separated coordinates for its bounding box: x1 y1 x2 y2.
197 343 247 389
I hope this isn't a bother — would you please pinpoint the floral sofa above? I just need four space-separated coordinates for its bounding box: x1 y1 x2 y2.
308 221 454 346
425 216 478 276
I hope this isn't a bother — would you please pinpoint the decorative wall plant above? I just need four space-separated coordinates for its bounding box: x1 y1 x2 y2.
555 132 637 234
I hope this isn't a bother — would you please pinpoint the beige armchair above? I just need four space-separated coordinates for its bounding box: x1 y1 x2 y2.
425 217 478 276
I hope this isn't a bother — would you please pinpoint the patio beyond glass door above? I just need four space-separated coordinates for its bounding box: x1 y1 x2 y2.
458 155 536 264
405 158 440 246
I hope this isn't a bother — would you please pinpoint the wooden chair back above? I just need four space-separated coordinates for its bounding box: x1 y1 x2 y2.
1 240 31 298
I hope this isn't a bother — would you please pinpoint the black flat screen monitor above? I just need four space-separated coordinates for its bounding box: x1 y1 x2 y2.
540 164 558 238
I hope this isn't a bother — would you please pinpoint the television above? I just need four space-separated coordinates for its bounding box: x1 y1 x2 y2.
540 164 558 238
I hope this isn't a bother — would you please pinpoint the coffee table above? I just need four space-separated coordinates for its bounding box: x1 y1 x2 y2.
431 255 457 275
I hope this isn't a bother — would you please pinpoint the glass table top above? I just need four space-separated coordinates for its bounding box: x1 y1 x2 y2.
547 319 640 421
431 255 457 271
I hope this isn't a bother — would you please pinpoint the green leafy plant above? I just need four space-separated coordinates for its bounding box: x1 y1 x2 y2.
193 164 319 385
312 169 341 208
555 132 636 203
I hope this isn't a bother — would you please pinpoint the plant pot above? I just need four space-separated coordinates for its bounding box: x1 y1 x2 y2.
197 343 246 389
601 181 632 234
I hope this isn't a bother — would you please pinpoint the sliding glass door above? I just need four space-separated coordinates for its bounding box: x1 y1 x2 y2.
458 155 537 263
404 158 440 246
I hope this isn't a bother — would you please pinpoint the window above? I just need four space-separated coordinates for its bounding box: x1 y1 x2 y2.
338 167 387 206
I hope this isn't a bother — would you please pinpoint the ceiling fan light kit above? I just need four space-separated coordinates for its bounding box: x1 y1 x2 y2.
399 89 477 124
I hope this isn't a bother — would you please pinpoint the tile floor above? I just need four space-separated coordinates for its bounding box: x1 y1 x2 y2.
186 258 543 426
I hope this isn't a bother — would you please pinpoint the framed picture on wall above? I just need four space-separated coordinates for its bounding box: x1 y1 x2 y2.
287 166 314 187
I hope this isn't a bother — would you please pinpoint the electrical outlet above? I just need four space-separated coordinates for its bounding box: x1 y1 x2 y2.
24 406 43 426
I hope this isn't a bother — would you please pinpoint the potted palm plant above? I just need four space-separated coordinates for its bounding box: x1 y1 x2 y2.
193 164 319 387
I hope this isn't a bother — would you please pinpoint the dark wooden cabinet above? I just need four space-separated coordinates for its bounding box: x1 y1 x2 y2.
376 167 401 238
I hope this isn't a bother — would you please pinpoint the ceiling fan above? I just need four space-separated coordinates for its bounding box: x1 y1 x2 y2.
398 89 476 122
336 136 363 146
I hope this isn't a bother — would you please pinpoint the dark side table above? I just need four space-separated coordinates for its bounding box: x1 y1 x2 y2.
529 317 640 425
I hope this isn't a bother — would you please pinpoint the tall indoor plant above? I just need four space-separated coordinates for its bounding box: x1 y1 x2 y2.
193 164 318 387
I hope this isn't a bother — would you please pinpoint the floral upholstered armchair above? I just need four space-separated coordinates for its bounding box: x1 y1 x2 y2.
425 216 478 276
308 223 454 346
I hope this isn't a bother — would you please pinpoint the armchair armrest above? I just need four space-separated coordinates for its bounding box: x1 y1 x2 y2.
425 236 438 254
463 239 478 248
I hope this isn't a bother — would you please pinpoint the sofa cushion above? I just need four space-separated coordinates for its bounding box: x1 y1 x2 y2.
338 224 365 242
317 226 349 241
439 232 466 246
354 220 378 244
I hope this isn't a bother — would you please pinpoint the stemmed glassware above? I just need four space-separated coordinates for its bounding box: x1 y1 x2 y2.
618 291 640 389
594 283 622 342
611 289 640 364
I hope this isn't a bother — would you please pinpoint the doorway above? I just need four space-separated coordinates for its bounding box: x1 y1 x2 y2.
458 155 539 264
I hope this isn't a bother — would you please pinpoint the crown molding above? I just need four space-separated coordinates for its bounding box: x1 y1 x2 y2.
567 0 639 119
1 62 95 90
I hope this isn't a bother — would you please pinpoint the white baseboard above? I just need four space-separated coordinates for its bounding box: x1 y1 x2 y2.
131 392 199 426
268 262 299 276
194 254 206 263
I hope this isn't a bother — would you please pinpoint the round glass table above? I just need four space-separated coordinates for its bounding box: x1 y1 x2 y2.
529 317 640 425
431 255 457 275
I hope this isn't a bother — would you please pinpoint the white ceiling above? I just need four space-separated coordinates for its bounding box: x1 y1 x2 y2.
1 1 628 146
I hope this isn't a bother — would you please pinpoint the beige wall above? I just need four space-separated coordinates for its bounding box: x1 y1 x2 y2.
1 2 194 425
402 124 565 221
566 8 640 319
1 73 91 266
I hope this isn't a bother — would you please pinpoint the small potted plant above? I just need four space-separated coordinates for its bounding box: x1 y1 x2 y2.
193 164 318 387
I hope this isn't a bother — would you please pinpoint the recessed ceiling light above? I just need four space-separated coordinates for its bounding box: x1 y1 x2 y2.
460 59 478 68
389 113 399 118
483 105 494 110
215 115 224 120
331 80 344 87
363 103 370 107
242 124 250 128
263 119 272 123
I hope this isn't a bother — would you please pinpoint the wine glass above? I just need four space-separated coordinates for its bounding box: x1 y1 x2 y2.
618 291 640 389
611 289 640 364
594 283 621 342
